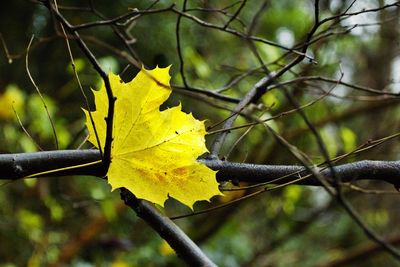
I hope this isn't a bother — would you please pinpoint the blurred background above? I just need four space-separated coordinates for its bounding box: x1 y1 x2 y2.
0 0 400 266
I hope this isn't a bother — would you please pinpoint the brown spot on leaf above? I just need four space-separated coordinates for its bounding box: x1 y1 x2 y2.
173 167 188 176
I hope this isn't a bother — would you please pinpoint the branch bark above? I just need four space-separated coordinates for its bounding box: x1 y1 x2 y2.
1 150 400 188
120 189 216 267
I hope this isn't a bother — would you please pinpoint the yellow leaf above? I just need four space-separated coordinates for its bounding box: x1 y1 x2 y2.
84 66 221 208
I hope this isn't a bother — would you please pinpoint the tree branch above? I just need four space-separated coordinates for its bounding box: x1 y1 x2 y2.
120 189 216 267
1 150 400 188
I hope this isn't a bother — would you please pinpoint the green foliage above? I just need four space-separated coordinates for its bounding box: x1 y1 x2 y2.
340 126 357 153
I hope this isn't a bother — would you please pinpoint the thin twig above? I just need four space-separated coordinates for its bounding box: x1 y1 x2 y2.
54 0 103 156
46 1 115 172
0 33 13 64
25 35 59 150
223 0 247 29
176 0 188 88
170 7 315 61
12 106 43 151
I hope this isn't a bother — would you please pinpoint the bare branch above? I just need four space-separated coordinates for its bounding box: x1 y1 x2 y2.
1 150 400 188
120 189 217 267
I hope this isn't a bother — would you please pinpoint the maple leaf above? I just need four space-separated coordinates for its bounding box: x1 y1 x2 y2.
84 66 221 208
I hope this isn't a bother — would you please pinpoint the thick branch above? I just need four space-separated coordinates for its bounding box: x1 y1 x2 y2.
120 189 216 267
1 150 400 187
0 149 103 178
